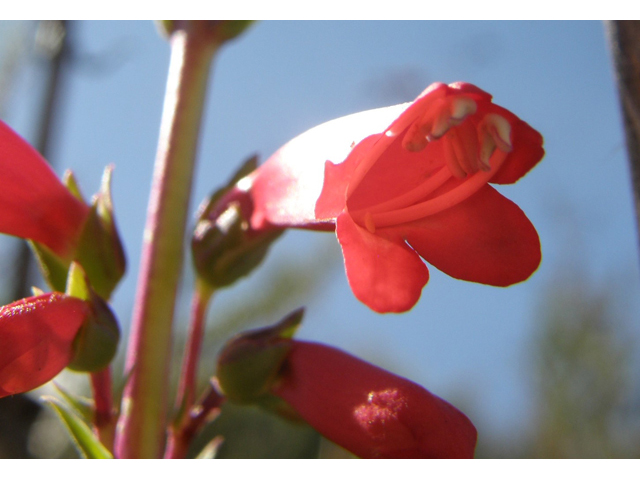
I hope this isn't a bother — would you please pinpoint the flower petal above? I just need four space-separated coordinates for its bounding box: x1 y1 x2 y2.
0 121 89 258
0 293 90 398
315 134 380 220
249 104 408 229
273 341 477 458
403 184 541 286
336 212 429 313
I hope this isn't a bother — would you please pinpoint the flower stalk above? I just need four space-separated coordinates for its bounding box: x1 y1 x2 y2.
89 367 115 451
115 23 219 459
173 281 214 426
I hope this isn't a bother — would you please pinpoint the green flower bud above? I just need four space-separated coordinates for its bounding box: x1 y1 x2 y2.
192 156 283 289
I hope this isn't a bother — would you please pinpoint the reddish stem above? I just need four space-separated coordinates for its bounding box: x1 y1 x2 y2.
114 24 218 459
175 283 214 416
90 367 115 451
164 379 226 459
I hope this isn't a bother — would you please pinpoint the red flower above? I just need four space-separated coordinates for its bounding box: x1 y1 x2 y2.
272 341 477 458
0 120 89 259
248 82 544 312
0 293 91 398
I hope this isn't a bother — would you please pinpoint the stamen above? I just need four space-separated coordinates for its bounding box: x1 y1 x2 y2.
486 113 512 152
401 121 429 152
366 148 509 228
364 212 376 233
450 97 477 124
447 123 481 176
479 134 496 170
479 113 512 155
364 165 453 215
443 136 467 179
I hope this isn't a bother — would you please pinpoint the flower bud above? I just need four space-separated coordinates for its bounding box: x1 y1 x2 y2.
192 156 282 290
271 341 478 459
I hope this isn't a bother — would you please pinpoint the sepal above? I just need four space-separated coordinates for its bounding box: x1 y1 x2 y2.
29 240 69 293
43 396 113 459
65 263 120 372
74 166 126 300
157 20 254 44
30 166 126 300
217 309 303 403
53 382 95 426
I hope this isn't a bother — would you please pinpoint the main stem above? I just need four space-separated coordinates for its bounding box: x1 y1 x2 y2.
115 27 217 458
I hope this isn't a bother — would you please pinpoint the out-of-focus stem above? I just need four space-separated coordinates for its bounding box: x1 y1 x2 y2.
165 281 213 458
608 21 640 257
90 367 115 451
174 281 214 417
164 379 226 459
115 25 218 459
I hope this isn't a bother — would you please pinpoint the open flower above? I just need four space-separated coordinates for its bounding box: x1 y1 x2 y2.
248 82 544 312
0 293 91 398
0 120 90 260
272 341 477 459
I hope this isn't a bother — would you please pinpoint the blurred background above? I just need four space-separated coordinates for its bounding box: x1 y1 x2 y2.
0 20 639 458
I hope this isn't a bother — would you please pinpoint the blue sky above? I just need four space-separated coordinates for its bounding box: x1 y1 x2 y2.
1 20 638 441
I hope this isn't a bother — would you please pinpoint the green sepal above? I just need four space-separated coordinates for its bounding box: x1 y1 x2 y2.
63 169 86 203
213 21 255 43
65 262 120 372
31 286 45 296
217 309 304 404
53 382 95 426
28 240 69 293
195 436 224 459
42 396 113 459
75 166 126 300
156 20 255 44
192 155 282 289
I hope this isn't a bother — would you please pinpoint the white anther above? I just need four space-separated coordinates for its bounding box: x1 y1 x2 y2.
450 97 477 122
484 114 512 152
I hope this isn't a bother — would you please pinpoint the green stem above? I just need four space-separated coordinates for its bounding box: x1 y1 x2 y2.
114 24 218 459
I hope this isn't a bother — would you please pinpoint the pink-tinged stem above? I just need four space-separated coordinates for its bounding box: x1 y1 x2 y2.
115 25 218 458
90 367 115 451
174 282 214 418
164 379 226 459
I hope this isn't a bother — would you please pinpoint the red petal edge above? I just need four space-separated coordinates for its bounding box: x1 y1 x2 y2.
403 184 541 287
336 212 429 313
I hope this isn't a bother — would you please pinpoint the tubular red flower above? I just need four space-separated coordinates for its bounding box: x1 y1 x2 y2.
248 82 544 312
272 341 477 459
0 293 90 398
0 120 90 259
